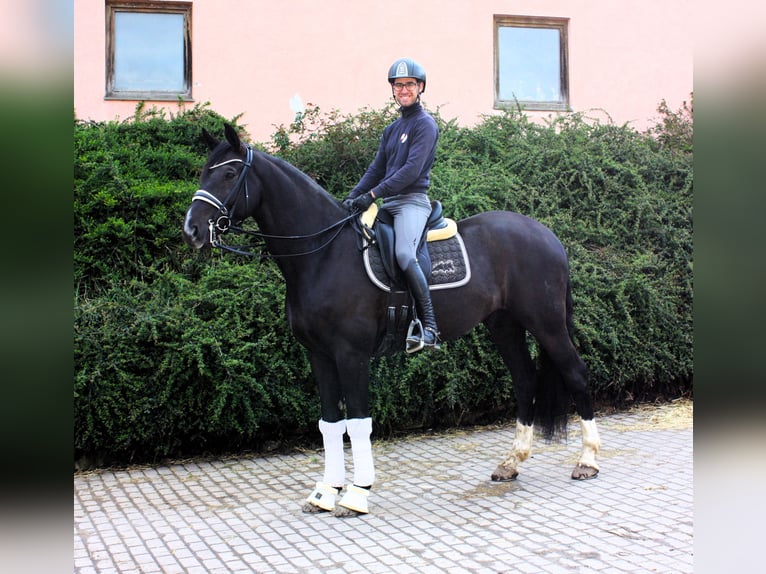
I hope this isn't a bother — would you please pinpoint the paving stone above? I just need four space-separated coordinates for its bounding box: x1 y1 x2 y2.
74 407 693 573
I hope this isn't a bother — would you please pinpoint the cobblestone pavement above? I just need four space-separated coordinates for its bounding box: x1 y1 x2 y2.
74 405 693 573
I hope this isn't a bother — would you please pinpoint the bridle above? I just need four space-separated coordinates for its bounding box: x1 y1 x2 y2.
191 145 357 258
192 145 254 240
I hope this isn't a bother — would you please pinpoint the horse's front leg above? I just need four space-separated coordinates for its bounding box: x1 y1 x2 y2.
333 348 375 517
302 347 375 517
302 350 346 514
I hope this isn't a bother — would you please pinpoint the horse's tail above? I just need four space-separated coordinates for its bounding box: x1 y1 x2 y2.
565 275 577 340
533 277 575 441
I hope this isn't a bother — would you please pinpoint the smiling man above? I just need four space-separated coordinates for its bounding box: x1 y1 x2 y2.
343 57 441 354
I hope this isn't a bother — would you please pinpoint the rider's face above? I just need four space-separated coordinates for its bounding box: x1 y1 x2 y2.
391 77 422 107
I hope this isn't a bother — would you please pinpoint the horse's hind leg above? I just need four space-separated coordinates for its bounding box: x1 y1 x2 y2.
573 418 600 480
563 352 601 480
538 337 601 480
485 314 537 482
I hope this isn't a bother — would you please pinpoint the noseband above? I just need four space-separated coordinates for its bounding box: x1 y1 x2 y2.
192 145 254 247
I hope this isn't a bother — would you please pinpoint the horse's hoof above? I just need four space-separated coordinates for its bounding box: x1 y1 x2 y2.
304 482 339 512
491 465 519 482
333 505 366 518
301 501 330 514
571 463 599 480
334 485 369 517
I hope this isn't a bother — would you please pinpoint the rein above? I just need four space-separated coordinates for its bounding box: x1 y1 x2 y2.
213 215 357 259
192 145 357 259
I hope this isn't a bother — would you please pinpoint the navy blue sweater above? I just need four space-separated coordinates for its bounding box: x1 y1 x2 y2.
350 103 439 200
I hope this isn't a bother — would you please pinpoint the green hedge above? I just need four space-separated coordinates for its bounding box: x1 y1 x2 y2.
74 100 693 466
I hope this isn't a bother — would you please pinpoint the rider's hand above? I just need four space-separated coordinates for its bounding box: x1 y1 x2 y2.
342 197 355 211
351 192 375 212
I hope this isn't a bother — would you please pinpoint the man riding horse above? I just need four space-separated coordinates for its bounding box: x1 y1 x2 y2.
344 57 441 354
182 58 601 519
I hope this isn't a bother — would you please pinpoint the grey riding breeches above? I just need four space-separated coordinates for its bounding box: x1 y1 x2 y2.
380 193 431 269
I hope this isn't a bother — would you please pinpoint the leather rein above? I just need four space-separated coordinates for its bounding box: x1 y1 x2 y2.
191 145 357 258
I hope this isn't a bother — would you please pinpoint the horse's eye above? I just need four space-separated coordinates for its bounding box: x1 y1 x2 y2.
224 169 237 181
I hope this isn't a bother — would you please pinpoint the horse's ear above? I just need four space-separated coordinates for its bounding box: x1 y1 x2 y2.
201 128 219 151
224 123 242 151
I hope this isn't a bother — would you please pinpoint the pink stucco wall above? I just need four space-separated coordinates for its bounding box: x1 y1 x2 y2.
74 0 693 144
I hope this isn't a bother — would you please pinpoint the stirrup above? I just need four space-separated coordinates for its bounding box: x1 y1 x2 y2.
406 319 425 354
405 321 441 353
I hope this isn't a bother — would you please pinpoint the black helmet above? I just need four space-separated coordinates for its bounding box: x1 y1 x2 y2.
388 58 427 93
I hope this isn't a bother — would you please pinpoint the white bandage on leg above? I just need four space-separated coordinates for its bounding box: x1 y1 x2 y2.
337 484 370 514
346 417 375 487
305 482 339 511
319 419 347 487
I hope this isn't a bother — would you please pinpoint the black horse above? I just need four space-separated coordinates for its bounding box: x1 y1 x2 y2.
182 124 601 516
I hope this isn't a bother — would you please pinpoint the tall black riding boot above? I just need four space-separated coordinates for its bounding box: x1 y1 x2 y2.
403 259 440 353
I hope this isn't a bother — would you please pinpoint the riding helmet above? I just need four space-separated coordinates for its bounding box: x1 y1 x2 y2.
388 58 427 93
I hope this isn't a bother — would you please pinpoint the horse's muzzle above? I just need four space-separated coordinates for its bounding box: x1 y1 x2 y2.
182 209 206 249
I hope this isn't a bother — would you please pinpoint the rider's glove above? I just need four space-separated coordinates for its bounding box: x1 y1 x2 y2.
351 191 375 212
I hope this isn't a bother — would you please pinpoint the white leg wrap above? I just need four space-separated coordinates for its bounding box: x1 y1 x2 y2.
305 482 339 511
337 484 370 514
319 419 346 487
346 417 375 487
579 418 601 470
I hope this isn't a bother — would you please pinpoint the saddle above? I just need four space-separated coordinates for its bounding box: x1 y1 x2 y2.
357 201 470 292
353 201 471 356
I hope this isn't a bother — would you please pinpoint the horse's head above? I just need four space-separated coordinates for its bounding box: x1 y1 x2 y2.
182 123 255 249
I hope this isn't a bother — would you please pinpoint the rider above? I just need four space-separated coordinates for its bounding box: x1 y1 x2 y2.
344 57 440 352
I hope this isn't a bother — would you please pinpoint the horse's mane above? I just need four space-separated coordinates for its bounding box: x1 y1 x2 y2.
267 154 331 196
204 141 341 210
256 151 342 209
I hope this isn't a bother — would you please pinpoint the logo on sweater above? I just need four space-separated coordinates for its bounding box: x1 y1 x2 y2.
400 133 408 144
